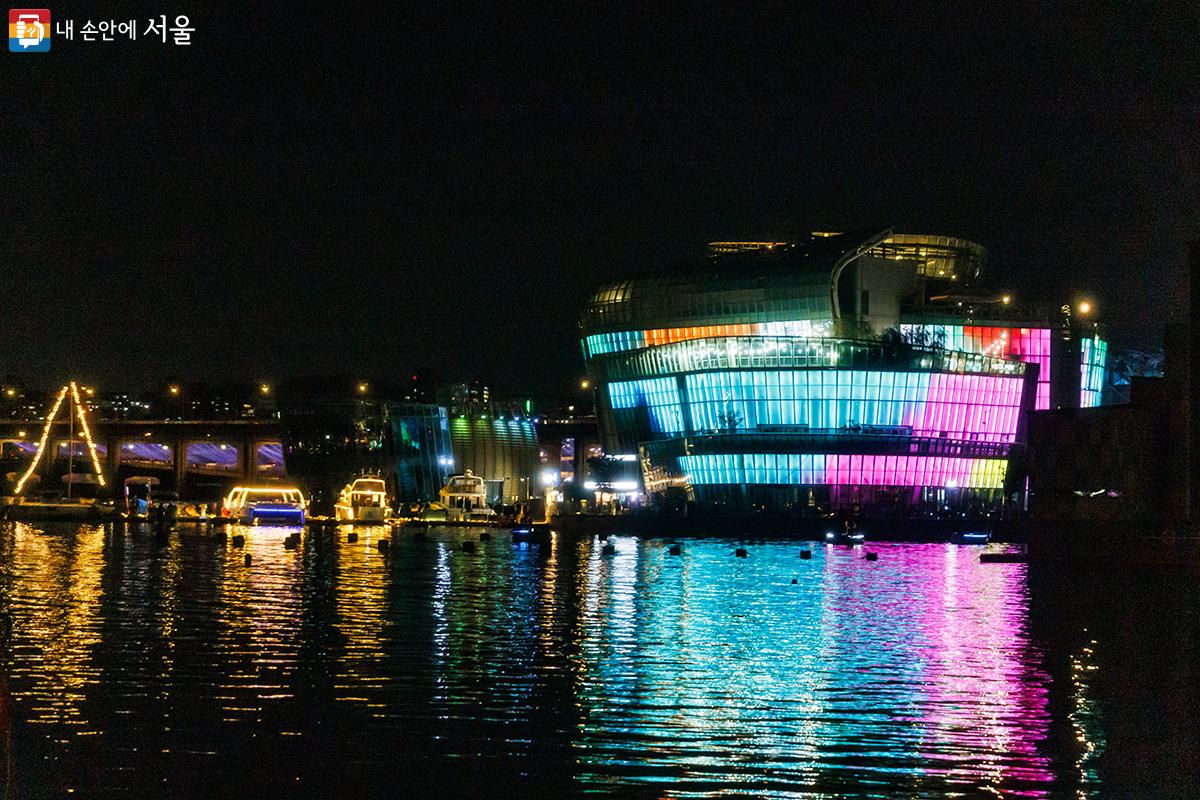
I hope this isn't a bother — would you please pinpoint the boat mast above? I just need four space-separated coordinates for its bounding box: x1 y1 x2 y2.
66 385 74 499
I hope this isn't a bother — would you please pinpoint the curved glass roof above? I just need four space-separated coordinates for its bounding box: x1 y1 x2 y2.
582 232 875 335
582 230 986 337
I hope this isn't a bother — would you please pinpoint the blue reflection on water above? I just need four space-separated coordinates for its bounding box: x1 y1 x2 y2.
0 523 1144 798
571 540 1052 796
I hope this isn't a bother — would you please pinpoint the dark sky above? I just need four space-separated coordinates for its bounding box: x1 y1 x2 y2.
4 4 1197 395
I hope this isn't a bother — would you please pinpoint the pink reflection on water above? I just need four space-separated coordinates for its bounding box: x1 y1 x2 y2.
912 546 1054 795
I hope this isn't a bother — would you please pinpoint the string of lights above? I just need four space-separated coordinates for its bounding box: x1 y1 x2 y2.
14 386 68 495
70 381 106 487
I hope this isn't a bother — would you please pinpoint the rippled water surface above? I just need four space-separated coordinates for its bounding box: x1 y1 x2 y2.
0 522 1196 798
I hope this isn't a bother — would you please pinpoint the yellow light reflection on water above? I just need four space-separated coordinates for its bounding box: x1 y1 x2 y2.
6 523 105 734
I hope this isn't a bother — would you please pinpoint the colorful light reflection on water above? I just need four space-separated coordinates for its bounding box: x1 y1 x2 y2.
0 523 1187 798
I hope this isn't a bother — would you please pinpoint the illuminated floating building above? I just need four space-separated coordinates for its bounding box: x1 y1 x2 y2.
581 229 1107 515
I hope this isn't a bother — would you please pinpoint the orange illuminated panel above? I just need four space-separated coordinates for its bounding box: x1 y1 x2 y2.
644 324 757 347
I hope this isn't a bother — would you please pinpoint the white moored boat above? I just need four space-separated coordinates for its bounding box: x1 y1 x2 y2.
438 471 495 522
334 476 391 522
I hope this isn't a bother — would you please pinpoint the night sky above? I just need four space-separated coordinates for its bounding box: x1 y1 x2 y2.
5 4 1197 395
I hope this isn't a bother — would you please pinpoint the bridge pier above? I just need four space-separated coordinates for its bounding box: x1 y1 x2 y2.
242 429 254 482
174 436 188 492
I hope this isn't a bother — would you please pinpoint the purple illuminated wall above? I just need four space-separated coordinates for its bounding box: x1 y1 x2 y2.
256 443 285 476
119 442 173 464
185 442 239 471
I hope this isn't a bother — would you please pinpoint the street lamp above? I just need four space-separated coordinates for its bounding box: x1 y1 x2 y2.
1078 300 1093 316
260 383 271 396
357 381 369 394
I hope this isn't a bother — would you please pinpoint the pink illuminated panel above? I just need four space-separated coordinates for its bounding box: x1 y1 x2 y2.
901 324 1051 409
918 373 1024 442
679 453 1008 489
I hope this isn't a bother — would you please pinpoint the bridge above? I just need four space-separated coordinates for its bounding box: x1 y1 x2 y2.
0 417 285 497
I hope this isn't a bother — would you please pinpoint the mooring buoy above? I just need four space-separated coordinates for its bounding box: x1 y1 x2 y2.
865 552 878 561
735 548 748 558
602 543 616 555
347 532 358 543
377 539 390 552
231 534 245 548
479 531 491 541
668 544 681 556
800 550 812 560
462 540 476 553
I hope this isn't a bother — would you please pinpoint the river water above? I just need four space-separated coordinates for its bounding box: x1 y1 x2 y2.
0 522 1194 798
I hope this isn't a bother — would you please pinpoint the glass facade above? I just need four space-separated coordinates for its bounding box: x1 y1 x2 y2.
584 319 832 358
388 403 454 503
679 454 1008 490
866 233 986 282
593 334 1034 510
606 378 684 435
900 323 1053 410
599 335 1023 384
607 369 1025 445
581 253 834 339
580 230 1074 515
684 370 1023 444
1080 335 1107 408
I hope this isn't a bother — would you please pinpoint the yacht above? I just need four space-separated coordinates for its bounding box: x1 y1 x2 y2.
334 476 391 522
438 471 495 522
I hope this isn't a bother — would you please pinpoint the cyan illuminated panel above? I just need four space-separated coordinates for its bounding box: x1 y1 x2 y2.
900 324 1051 409
584 319 832 358
686 370 1024 443
1080 335 1107 408
680 453 1007 489
585 330 648 357
607 378 685 434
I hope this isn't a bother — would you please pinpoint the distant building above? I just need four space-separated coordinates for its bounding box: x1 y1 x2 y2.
389 402 456 503
277 377 454 512
442 380 492 411
581 229 1107 516
447 414 539 504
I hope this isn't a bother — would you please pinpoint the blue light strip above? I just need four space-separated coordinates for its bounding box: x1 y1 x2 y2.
607 378 685 434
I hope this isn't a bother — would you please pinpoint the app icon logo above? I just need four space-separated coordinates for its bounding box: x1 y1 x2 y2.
9 8 50 52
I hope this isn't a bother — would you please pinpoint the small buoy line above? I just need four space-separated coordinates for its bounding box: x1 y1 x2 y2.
99 521 925 572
